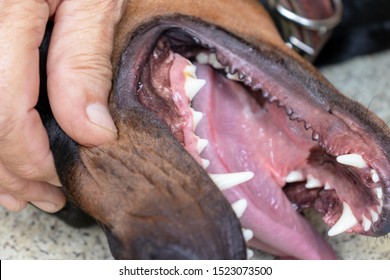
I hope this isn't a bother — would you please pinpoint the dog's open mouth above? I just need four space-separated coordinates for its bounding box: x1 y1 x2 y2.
125 17 389 259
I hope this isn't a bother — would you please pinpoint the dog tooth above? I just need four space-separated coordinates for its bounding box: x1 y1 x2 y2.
191 109 203 130
375 187 383 199
324 183 332 190
247 249 254 259
285 170 305 183
305 174 322 189
226 72 240 81
370 209 379 223
231 199 248 218
371 169 380 183
328 201 358 236
336 153 368 168
377 205 383 214
208 53 224 69
184 77 206 101
201 159 210 169
242 228 254 242
195 52 209 64
183 64 197 78
197 138 209 154
209 172 254 191
362 215 372 232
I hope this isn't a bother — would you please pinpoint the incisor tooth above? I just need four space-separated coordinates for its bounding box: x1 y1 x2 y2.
197 138 209 154
371 169 380 183
242 229 254 242
285 170 305 183
208 53 224 69
184 77 206 101
305 175 322 189
231 199 248 218
209 172 254 191
195 52 209 64
328 201 358 236
336 153 368 168
375 187 383 199
362 215 372 232
370 209 379 222
191 109 203 130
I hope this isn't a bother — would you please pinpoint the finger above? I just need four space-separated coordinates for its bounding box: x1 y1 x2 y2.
0 0 60 185
0 193 27 212
0 162 66 212
47 0 125 146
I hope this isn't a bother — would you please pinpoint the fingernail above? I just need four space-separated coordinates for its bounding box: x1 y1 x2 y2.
86 103 117 135
0 194 26 212
31 201 61 213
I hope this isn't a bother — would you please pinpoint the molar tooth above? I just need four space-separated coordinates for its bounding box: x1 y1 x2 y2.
370 209 379 223
371 169 380 183
195 52 209 64
191 109 203 130
246 249 254 259
209 172 254 191
208 53 224 69
231 199 248 218
375 187 383 199
197 138 209 154
362 215 372 232
183 64 197 78
226 72 240 81
184 77 206 101
336 153 368 168
328 201 358 236
285 170 305 183
242 228 254 242
305 174 322 189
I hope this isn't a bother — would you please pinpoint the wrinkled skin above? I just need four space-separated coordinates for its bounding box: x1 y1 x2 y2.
38 0 390 259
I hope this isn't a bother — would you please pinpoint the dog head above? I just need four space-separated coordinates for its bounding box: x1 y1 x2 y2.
49 0 390 259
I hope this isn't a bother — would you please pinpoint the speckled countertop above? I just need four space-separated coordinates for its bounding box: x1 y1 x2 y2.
1 50 390 260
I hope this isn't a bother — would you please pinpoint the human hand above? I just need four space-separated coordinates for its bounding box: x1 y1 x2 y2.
0 0 123 213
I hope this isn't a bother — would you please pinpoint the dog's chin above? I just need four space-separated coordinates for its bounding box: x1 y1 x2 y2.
114 15 390 259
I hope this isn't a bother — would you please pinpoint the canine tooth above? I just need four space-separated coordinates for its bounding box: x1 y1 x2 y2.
202 159 210 169
191 109 203 130
285 170 305 183
247 249 254 259
362 215 372 232
208 53 224 69
197 138 209 154
375 187 383 199
226 72 240 81
242 228 254 242
305 175 322 189
184 77 206 101
370 209 379 223
336 154 368 168
328 201 358 236
377 205 383 214
195 52 209 64
231 199 248 218
209 172 254 191
371 169 380 183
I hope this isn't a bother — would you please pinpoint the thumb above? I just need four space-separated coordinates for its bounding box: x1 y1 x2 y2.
47 1 125 146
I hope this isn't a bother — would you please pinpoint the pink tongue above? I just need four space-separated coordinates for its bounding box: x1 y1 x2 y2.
192 64 336 259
